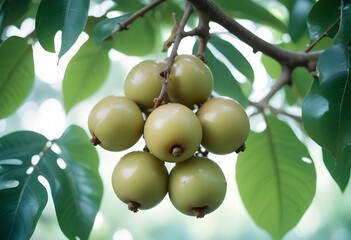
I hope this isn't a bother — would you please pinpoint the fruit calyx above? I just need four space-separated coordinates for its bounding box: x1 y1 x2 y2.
235 143 246 153
128 201 141 213
192 205 209 218
170 144 185 157
90 134 101 146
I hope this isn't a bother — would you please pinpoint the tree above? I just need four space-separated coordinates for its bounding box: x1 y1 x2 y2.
0 0 350 239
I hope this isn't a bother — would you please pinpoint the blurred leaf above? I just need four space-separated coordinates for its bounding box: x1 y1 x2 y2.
35 0 90 59
323 146 351 192
0 126 102 239
214 0 287 32
307 0 340 42
112 14 160 56
43 125 103 240
0 131 49 240
285 67 313 105
63 36 110 112
209 34 254 82
0 0 31 36
335 0 351 46
112 0 144 12
236 116 316 240
94 13 132 45
193 41 248 107
287 0 314 42
0 36 34 119
302 44 351 161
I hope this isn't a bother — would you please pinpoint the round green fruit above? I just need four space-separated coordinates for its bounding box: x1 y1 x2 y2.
196 97 250 154
167 55 214 108
124 60 166 109
168 156 227 218
88 96 144 151
111 151 168 212
143 103 202 163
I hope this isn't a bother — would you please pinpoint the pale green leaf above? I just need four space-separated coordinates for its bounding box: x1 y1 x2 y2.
0 36 34 119
236 116 316 240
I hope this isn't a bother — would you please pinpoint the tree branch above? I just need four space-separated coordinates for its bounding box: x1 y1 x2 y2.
187 0 321 69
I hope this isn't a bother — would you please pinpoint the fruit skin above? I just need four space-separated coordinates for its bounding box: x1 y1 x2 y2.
168 156 227 217
124 60 166 109
88 96 144 151
111 151 168 211
167 55 214 108
196 97 250 154
143 103 202 163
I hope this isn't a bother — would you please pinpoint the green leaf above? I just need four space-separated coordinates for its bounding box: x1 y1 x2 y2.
0 126 102 239
0 131 49 240
236 116 316 240
43 125 103 239
323 146 351 192
302 44 351 161
112 14 160 56
335 0 351 46
284 67 313 105
35 0 90 59
193 42 248 107
0 0 31 36
287 0 314 42
63 36 110 112
0 36 34 119
214 0 287 32
112 0 144 12
94 13 133 45
307 0 340 42
209 34 254 82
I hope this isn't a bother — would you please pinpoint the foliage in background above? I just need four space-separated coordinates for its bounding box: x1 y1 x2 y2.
0 0 350 239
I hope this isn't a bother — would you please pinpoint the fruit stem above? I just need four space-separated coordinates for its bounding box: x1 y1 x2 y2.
192 206 209 218
128 201 141 213
170 145 185 157
90 134 101 146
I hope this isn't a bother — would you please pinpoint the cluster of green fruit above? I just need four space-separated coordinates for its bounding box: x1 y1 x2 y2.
88 55 250 218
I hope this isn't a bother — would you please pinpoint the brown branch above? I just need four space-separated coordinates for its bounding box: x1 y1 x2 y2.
187 0 321 69
104 0 166 42
249 101 302 122
154 2 194 108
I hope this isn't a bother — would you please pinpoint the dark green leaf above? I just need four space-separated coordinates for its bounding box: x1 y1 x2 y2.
35 0 90 59
288 0 314 42
302 44 351 161
307 0 340 42
0 0 31 36
209 34 254 82
323 146 351 192
45 125 103 240
112 14 160 56
94 13 133 45
335 0 351 46
0 36 34 119
0 131 49 240
63 36 110 112
236 116 316 240
214 0 287 32
193 42 248 107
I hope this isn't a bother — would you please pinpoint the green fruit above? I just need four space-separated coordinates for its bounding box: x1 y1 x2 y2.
124 60 166 109
111 151 168 212
168 156 227 218
167 54 214 108
88 96 144 151
143 103 202 163
196 97 250 154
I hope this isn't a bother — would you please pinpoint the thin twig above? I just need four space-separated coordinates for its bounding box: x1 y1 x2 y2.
154 2 193 108
305 18 340 53
104 0 166 42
